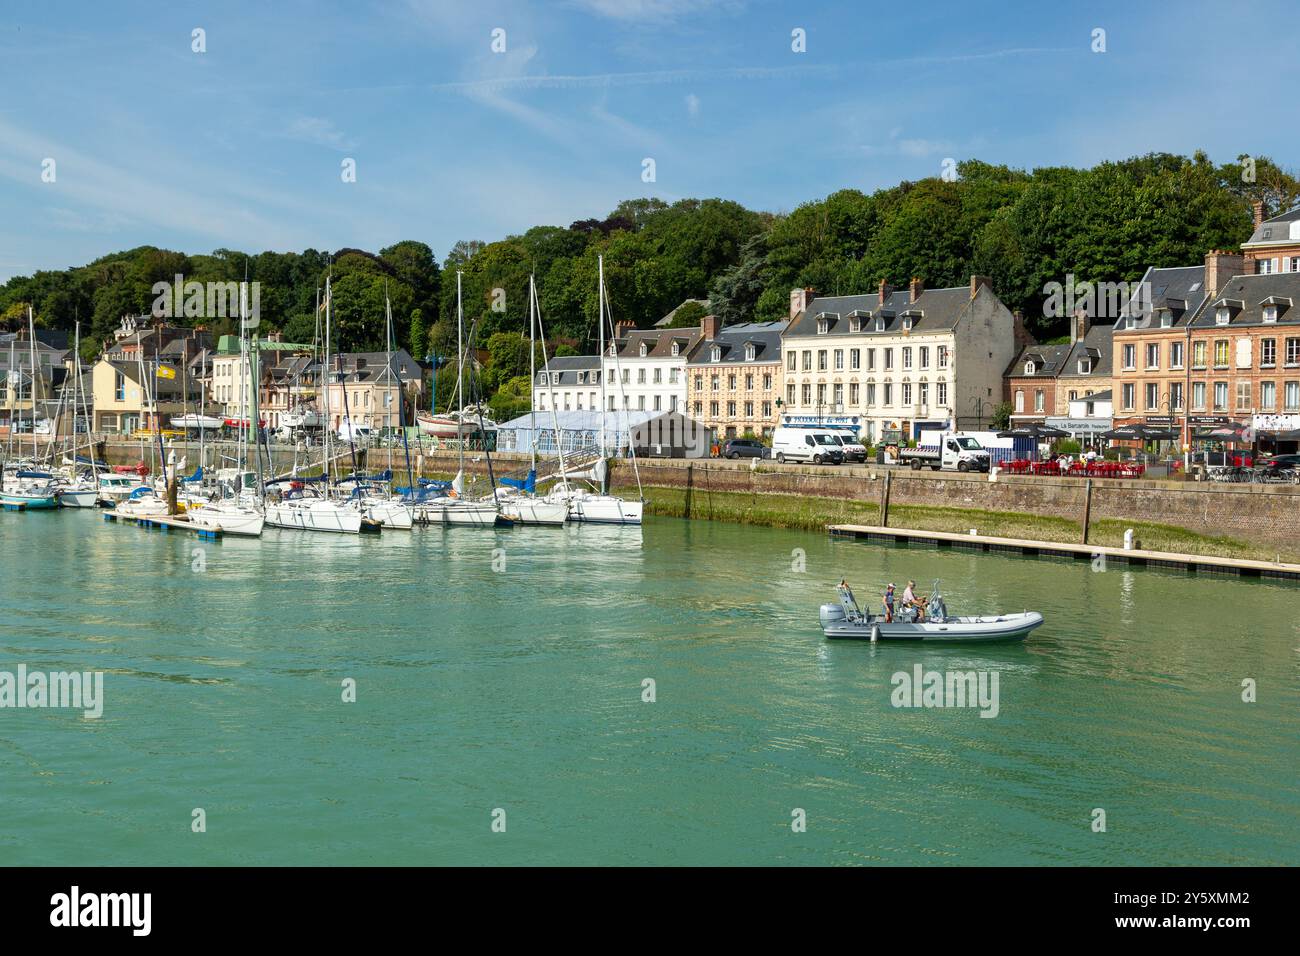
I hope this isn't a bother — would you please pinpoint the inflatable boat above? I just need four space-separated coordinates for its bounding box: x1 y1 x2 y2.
820 581 1043 643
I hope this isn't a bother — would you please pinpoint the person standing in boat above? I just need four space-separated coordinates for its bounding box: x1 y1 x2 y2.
882 583 896 622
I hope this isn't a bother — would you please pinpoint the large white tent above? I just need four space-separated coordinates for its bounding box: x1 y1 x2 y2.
496 408 710 458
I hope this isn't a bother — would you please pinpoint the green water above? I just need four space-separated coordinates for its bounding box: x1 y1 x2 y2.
1 509 1296 866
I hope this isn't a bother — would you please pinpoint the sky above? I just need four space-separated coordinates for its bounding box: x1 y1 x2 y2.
1 0 1297 282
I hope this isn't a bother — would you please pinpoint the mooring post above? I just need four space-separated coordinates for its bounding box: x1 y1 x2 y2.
683 461 693 519
1080 478 1093 544
880 470 892 528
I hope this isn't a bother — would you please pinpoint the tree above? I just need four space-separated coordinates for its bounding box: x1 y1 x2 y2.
665 300 708 329
409 308 428 362
990 402 1013 431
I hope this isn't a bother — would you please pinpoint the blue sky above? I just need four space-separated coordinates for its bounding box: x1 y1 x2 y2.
1 0 1297 281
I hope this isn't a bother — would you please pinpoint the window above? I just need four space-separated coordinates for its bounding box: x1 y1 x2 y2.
1213 381 1228 411
728 374 736 390
1262 339 1276 367
883 349 893 371
786 383 795 405
762 373 772 390
919 382 929 407
1260 381 1276 411
1145 383 1159 410
1170 382 1183 411
1023 360 1037 376
709 400 719 416
1285 381 1300 411
653 368 662 384
1190 381 1205 411
1170 341 1184 369
1069 390 1078 402
875 317 885 332
115 371 125 402
919 346 929 369
1214 340 1230 368
902 315 914 331
1257 259 1277 275
639 342 649 357
867 349 876 371
883 383 893 405
787 352 796 371
726 400 735 416
1145 343 1160 369
637 368 646 384
1235 382 1251 411
848 316 861 333
1215 307 1231 325
801 384 811 405
802 350 812 372
849 349 860 370
671 341 680 357
1289 257 1300 273
1121 383 1135 410
745 343 756 361
744 401 753 417
866 383 876 406
817 350 827 371
849 383 859 405
745 373 753 390
816 384 826 405
710 346 721 363
1015 390 1025 413
1035 388 1045 412
832 384 843 406
1122 344 1136 370
834 349 844 370
936 382 947 406
902 382 912 406
817 317 829 334
1263 305 1278 324
937 345 948 368
710 374 720 390
902 347 913 370
1286 338 1300 366
638 395 646 410
693 400 702 415
762 401 771 417
694 374 703 391
1192 341 1207 369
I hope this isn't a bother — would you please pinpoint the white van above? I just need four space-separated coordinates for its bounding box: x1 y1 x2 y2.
772 427 846 465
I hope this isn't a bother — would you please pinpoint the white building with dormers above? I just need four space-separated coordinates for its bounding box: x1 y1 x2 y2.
600 318 705 414
780 277 1021 444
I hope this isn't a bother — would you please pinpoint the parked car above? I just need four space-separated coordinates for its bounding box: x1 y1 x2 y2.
722 438 767 459
1258 453 1300 468
771 427 845 465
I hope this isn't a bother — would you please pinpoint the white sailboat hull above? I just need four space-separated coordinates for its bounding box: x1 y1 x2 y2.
265 500 364 534
189 505 266 537
416 500 499 527
552 492 643 525
500 497 568 526
363 499 414 530
56 489 99 508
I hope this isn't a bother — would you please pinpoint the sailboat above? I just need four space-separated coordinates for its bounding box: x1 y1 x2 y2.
541 255 644 525
415 271 500 527
494 275 569 526
1 309 62 510
52 323 100 507
264 274 370 534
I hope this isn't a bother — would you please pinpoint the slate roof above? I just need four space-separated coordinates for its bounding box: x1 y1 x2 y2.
612 328 704 360
783 285 978 339
687 320 786 366
535 354 602 387
1192 272 1300 329
1243 207 1300 247
1010 343 1072 379
1115 265 1207 332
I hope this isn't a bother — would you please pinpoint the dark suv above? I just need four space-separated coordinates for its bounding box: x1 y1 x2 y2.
722 438 767 459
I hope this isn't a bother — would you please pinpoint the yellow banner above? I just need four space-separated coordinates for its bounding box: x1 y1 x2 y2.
156 365 177 380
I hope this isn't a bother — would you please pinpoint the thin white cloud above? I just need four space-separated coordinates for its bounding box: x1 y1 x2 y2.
284 116 357 152
569 0 743 23
685 93 700 117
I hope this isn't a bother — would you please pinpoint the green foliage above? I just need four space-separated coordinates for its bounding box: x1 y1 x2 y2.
990 401 1013 431
665 300 708 329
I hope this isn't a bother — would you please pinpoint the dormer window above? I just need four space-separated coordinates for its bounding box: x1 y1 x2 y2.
902 316 914 332
671 341 680 356
1263 305 1278 324
710 345 722 363
849 317 861 333
1216 308 1230 326
1024 361 1036 375
576 371 585 384
817 318 829 334
639 342 648 357
744 343 756 362
1078 358 1092 374
607 343 616 357
874 317 885 332
1159 310 1172 329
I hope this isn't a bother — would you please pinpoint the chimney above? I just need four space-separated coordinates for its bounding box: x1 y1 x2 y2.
878 280 893 308
789 287 815 320
1012 309 1036 354
614 319 636 339
1071 308 1090 345
970 275 992 299
1252 200 1265 229
701 313 720 341
1204 249 1245 299
909 277 924 303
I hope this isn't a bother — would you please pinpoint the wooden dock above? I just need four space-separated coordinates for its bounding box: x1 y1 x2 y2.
104 510 222 540
828 525 1300 581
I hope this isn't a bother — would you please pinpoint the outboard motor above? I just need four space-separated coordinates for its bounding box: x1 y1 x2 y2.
820 604 847 628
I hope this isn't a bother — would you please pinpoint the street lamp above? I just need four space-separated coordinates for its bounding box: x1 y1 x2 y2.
969 395 990 431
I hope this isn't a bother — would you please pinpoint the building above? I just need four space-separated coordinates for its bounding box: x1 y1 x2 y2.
319 351 422 433
1110 262 1215 432
496 408 709 458
1241 204 1300 275
780 277 1021 444
89 358 202 434
686 319 785 439
1188 271 1300 431
1006 310 1112 423
533 355 602 413
1046 389 1114 448
0 332 68 433
603 319 705 414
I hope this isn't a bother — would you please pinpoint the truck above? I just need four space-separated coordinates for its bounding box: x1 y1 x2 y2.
898 432 991 472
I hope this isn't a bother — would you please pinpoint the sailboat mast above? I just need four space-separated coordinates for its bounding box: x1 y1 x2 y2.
529 273 537 473
323 276 333 486
598 255 606 457
456 270 464 481
28 306 38 462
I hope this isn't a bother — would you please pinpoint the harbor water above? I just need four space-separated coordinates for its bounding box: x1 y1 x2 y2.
1 509 1296 865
